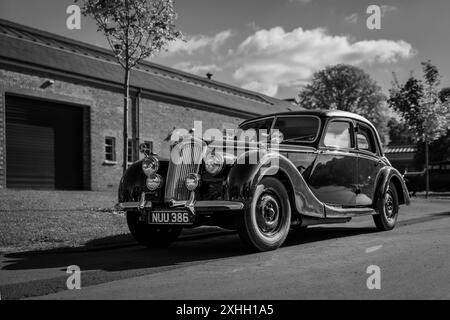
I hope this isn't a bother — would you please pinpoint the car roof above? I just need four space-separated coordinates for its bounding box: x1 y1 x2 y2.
240 109 374 128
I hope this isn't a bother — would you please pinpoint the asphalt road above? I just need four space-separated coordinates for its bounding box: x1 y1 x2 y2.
1 198 449 300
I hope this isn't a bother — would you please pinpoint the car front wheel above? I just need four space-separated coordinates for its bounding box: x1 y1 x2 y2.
236 177 291 252
126 211 182 248
373 181 399 231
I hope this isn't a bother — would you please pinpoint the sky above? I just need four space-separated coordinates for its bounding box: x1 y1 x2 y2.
1 0 449 99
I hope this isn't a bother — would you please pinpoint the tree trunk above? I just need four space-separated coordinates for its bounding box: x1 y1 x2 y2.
425 141 430 199
123 68 130 174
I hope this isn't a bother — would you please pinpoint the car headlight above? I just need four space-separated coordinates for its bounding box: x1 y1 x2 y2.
142 156 159 176
185 173 201 191
204 152 224 176
146 174 163 191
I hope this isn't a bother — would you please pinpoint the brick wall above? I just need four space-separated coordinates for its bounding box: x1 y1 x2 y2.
0 66 246 191
139 99 244 160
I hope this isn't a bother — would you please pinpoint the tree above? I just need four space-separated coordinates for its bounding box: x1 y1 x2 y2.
298 64 389 143
78 0 182 173
388 61 450 197
387 117 415 145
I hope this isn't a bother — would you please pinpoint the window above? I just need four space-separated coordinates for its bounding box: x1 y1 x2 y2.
324 121 352 149
273 116 320 143
357 124 377 153
105 137 116 162
127 139 134 163
238 117 274 142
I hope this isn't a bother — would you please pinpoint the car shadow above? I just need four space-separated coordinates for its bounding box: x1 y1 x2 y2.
2 225 377 273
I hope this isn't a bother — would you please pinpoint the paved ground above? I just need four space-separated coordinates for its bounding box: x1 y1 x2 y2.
0 198 449 300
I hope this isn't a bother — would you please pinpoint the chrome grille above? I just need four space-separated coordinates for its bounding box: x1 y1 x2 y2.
165 140 204 201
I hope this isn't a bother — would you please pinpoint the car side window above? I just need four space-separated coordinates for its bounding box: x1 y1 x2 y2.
324 121 352 149
357 123 377 154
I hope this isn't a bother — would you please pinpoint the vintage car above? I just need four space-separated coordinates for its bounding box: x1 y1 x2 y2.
118 110 410 252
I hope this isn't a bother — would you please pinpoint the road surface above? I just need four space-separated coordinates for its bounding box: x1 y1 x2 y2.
0 198 449 300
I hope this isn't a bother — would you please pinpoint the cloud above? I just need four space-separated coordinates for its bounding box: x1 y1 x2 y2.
173 62 222 75
232 26 415 96
380 5 398 16
164 30 233 56
345 13 359 24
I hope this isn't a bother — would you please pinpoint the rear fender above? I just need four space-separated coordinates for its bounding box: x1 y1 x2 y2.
375 166 411 209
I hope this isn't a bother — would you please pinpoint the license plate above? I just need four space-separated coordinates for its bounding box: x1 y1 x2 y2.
148 211 193 225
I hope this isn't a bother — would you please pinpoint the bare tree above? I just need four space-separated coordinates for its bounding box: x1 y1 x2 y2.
78 0 182 173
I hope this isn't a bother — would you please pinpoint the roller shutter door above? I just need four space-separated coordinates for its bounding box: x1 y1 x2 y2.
5 95 84 190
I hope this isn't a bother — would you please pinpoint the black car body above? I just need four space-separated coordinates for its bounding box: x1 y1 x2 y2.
119 110 410 251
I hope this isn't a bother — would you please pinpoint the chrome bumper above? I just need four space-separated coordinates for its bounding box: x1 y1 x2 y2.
118 200 244 214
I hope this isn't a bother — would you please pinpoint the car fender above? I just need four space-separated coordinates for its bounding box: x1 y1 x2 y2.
118 159 169 203
226 150 325 218
374 166 411 208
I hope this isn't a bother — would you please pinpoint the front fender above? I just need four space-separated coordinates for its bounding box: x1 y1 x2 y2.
118 159 169 203
375 166 411 207
226 150 325 218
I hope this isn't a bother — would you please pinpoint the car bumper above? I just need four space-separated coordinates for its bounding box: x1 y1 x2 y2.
118 200 244 214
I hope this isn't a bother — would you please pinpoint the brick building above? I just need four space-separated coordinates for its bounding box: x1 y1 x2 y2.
0 19 295 191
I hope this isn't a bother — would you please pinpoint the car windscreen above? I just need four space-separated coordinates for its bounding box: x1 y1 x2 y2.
238 118 274 142
273 116 320 144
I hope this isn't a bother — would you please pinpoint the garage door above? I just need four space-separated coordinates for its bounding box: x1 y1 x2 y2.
5 95 85 190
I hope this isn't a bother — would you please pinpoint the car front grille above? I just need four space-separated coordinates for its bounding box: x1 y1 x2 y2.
165 139 205 202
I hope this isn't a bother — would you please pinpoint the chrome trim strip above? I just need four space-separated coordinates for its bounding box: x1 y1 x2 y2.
119 202 152 210
118 200 244 212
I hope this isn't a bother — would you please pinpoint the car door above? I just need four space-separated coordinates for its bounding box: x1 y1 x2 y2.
355 121 383 206
309 119 357 207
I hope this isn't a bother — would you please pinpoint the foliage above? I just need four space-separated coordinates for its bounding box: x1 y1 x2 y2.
388 61 450 143
414 130 450 168
440 87 450 103
298 64 389 143
387 117 416 145
77 0 182 69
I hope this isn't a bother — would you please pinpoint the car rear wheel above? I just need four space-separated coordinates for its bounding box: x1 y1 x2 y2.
236 177 291 252
126 211 182 248
373 182 399 231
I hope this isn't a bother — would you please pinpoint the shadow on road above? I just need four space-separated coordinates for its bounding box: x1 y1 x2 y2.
2 225 377 274
2 211 449 275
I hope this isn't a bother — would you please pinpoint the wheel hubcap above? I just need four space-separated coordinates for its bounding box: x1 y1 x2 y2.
256 193 281 236
384 191 396 222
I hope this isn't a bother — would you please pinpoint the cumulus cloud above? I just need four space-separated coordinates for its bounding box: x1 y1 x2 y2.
232 26 415 96
164 30 233 56
173 62 222 75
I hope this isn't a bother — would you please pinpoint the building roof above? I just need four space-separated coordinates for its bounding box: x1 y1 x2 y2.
0 19 296 117
384 145 418 154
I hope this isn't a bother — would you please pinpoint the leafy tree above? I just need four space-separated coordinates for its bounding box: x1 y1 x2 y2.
77 0 182 173
387 117 415 145
298 64 389 143
414 130 450 170
388 61 450 196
